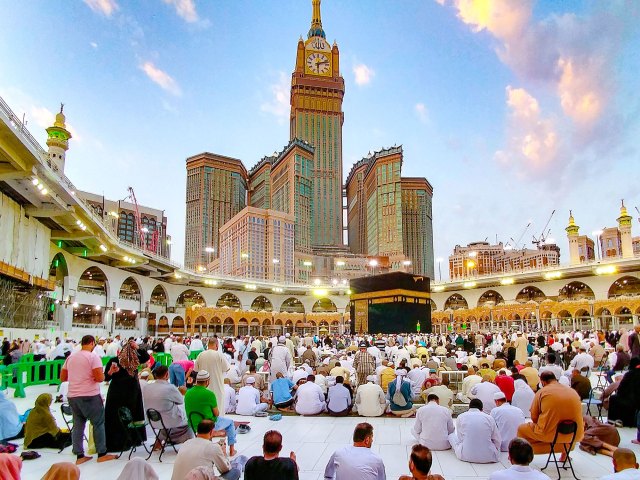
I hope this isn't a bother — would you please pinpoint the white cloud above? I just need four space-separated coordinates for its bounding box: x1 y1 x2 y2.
83 0 118 17
414 103 429 123
90 42 98 49
353 64 375 86
495 86 559 177
260 72 289 122
162 0 199 23
140 61 182 96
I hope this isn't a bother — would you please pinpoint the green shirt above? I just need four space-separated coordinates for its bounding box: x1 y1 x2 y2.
185 385 218 431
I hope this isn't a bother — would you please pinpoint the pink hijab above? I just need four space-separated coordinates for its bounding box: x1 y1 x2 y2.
0 453 22 480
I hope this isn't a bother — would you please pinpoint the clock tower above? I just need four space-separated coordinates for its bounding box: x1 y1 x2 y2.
291 0 345 249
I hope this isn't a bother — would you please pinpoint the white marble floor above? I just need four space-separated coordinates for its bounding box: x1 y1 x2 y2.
10 384 639 480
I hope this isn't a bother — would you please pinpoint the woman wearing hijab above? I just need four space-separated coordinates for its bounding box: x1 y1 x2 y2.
24 393 71 450
511 378 535 418
607 356 640 427
41 462 80 480
0 391 26 442
116 457 159 480
103 339 150 453
0 453 22 480
388 368 415 417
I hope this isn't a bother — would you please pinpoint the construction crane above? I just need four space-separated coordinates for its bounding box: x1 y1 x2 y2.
635 206 640 222
124 187 148 251
513 222 531 250
532 210 555 247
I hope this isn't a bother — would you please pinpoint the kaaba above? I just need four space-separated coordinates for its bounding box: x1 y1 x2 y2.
349 272 431 334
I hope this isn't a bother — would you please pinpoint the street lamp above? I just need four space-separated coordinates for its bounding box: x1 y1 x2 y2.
436 257 443 282
402 259 411 272
369 259 378 276
592 230 603 261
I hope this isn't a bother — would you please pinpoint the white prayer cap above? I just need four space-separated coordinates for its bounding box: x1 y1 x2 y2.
246 377 256 384
285 333 291 337
278 336 286 343
395 369 407 376
493 391 506 401
196 370 210 381
366 375 376 382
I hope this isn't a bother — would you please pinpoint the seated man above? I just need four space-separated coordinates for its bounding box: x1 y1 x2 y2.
519 361 540 391
324 422 385 479
448 398 501 463
517 371 584 455
399 444 445 480
354 375 386 417
488 438 551 480
185 370 239 456
244 430 299 480
490 391 525 452
570 369 591 400
412 394 454 451
171 419 243 480
142 365 193 445
236 377 270 416
601 448 640 480
223 378 237 414
241 365 267 393
471 375 502 414
423 377 453 409
270 372 295 411
388 369 416 417
457 367 481 403
327 376 352 417
294 375 326 415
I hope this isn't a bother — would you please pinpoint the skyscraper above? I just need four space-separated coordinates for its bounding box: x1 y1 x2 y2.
290 0 345 250
184 153 247 270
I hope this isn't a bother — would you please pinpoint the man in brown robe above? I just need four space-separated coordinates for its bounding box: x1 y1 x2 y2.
517 371 584 454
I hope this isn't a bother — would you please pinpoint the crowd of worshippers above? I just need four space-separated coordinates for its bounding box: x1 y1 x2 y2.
0 326 638 478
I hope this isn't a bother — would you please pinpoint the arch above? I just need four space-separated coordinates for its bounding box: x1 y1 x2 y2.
312 298 337 313
608 276 640 298
615 306 632 316
119 276 141 301
281 297 305 313
558 281 595 301
250 296 273 312
222 317 234 337
515 286 546 303
193 315 207 333
477 290 504 308
150 284 168 306
172 316 185 333
158 315 169 333
428 299 437 311
176 289 206 308
217 292 241 309
78 266 108 296
49 253 68 283
444 294 468 310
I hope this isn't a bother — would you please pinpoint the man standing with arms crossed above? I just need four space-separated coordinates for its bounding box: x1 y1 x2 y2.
60 335 116 465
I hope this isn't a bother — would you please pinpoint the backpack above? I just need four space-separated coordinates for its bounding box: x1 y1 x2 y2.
391 382 408 407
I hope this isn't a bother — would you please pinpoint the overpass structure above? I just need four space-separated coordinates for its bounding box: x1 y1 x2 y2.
0 96 639 338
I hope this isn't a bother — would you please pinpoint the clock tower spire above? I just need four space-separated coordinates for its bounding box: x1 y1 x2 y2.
291 0 345 250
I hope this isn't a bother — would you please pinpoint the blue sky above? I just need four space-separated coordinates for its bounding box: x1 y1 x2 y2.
1 0 639 277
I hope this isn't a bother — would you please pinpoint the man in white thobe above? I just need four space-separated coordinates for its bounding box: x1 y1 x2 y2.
471 376 502 414
515 332 529 365
170 338 190 361
569 347 595 373
457 369 482 403
424 378 454 409
223 379 236 414
354 375 387 417
448 398 501 463
294 376 326 415
412 393 454 450
194 338 230 414
407 365 427 398
189 335 204 352
490 391 526 451
268 337 292 383
235 377 269 416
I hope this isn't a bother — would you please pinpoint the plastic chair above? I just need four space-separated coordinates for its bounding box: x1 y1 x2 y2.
146 408 178 462
118 407 150 460
541 420 579 480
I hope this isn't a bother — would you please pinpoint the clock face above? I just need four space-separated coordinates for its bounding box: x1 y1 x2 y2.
306 52 330 75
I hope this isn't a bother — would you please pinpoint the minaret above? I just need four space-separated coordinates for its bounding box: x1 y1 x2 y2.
617 200 633 258
308 0 325 38
566 210 580 265
46 104 72 173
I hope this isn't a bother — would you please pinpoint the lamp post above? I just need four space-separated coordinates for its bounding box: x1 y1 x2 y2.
402 259 412 272
436 257 443 282
368 259 378 276
592 230 603 261
205 246 215 266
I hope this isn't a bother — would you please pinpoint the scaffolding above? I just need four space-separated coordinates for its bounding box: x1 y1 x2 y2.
0 277 51 329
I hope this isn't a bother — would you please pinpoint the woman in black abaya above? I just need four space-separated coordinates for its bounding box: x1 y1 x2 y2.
103 340 149 453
